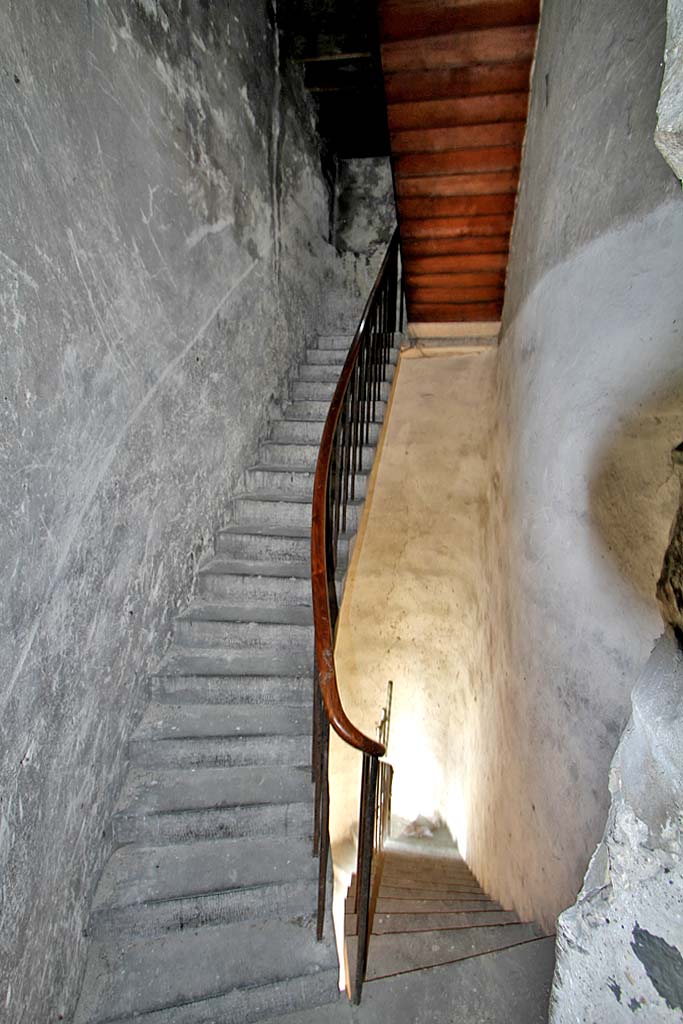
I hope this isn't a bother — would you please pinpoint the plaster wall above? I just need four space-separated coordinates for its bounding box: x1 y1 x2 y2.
0 3 338 1019
331 347 497 962
468 0 683 928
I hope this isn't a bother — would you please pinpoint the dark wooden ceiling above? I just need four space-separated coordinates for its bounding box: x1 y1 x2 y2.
282 1 539 322
378 0 540 322
279 0 389 157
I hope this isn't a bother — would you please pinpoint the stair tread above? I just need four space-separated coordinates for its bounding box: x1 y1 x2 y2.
176 602 314 625
354 922 547 981
93 836 318 913
134 702 310 740
74 919 337 1023
116 765 313 817
218 523 314 539
158 645 312 678
199 556 313 579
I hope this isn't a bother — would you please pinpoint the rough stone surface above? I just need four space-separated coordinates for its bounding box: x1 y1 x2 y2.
550 631 683 1022
471 0 683 930
657 443 683 631
655 0 683 182
0 2 349 1020
332 158 396 327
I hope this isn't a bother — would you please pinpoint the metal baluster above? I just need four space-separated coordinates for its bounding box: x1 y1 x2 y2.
349 363 360 499
352 753 378 1005
340 394 351 534
316 716 330 940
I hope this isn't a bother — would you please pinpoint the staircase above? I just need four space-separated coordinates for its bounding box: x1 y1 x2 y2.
72 330 399 1024
346 840 550 988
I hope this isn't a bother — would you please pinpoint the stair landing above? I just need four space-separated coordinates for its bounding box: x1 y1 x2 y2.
270 833 556 1023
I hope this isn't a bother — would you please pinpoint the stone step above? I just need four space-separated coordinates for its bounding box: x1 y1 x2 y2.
214 523 343 563
344 908 520 936
269 418 381 446
297 363 343 382
316 333 353 350
197 557 313 604
304 348 347 366
257 938 556 1024
113 765 313 845
282 400 340 421
151 673 311 707
73 919 338 1024
232 491 362 531
244 465 368 499
258 442 379 475
129 703 311 768
176 600 314 645
372 895 504 914
291 379 392 403
348 922 546 982
89 836 319 939
158 644 312 681
297 360 396 384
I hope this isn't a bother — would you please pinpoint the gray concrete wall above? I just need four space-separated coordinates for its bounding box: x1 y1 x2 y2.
331 157 396 328
0 2 339 1019
463 0 683 928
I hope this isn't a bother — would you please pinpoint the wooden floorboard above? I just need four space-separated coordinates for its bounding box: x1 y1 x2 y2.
391 121 525 153
396 145 522 177
408 301 503 321
406 284 504 303
388 91 529 131
401 214 513 238
381 24 537 72
379 0 539 42
401 237 510 257
405 271 506 288
380 0 538 323
398 193 515 218
384 62 532 103
397 171 518 196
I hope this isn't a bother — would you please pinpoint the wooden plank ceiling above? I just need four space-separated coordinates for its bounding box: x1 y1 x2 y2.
378 0 540 323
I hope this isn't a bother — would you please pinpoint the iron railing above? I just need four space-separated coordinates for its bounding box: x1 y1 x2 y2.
310 227 402 1003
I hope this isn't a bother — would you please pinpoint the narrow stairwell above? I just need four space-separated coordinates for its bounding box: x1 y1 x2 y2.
72 331 399 1024
346 841 550 986
257 834 556 1024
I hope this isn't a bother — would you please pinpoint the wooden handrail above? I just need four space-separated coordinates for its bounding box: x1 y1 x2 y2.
310 228 401 987
310 229 400 757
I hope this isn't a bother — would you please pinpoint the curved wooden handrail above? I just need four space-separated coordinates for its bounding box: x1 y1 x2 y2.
310 230 400 758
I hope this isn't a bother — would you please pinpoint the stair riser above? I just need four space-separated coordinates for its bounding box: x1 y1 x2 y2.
129 735 310 769
150 676 311 706
297 365 343 382
306 347 398 367
316 334 354 350
270 420 381 445
297 362 396 384
175 617 314 649
215 530 316 561
233 498 361 531
258 443 321 469
244 468 368 499
305 349 347 366
214 530 348 564
292 380 392 403
197 572 312 605
97 969 340 1024
112 802 313 846
90 880 319 941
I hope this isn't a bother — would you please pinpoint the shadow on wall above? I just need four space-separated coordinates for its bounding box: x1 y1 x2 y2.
588 373 683 610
